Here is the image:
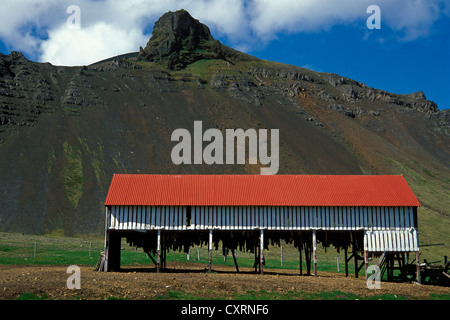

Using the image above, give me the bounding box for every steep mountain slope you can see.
[0,10,448,256]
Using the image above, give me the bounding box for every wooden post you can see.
[299,240,303,276]
[354,244,359,278]
[156,229,161,273]
[208,229,213,272]
[254,245,258,273]
[364,250,368,279]
[416,251,421,284]
[344,247,348,277]
[232,249,239,273]
[305,242,311,275]
[312,230,317,277]
[103,207,110,272]
[260,229,264,275]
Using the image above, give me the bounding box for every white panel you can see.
[154,206,160,229]
[362,207,367,229]
[165,206,171,229]
[200,206,205,229]
[162,206,167,229]
[130,206,134,229]
[404,207,411,228]
[145,207,150,230]
[172,206,177,230]
[205,206,211,229]
[175,206,180,229]
[407,227,413,251]
[217,207,222,229]
[131,206,135,229]
[225,206,229,229]
[368,207,373,229]
[350,207,355,230]
[270,206,275,230]
[311,207,316,228]
[342,207,347,229]
[364,231,368,251]
[279,207,284,230]
[301,207,306,230]
[110,206,116,229]
[399,207,405,229]
[121,206,126,229]
[389,207,394,229]
[158,206,163,228]
[326,207,331,229]
[119,206,124,230]
[394,207,399,230]
[214,206,218,229]
[121,206,126,230]
[136,206,141,230]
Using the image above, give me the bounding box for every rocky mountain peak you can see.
[138,9,224,70]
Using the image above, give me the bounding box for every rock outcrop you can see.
[138,10,225,70]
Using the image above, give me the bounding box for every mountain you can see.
[0,10,448,256]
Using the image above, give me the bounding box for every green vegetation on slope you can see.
[63,141,83,209]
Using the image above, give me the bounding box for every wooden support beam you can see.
[313,230,317,277]
[232,249,239,273]
[146,251,157,265]
[299,239,303,276]
[416,251,421,284]
[364,250,368,279]
[260,229,264,275]
[103,207,110,272]
[156,229,161,273]
[254,245,258,273]
[208,229,213,272]
[305,242,311,275]
[344,247,349,277]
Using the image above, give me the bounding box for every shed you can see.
[101,174,422,282]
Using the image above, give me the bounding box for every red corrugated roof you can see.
[104,174,420,207]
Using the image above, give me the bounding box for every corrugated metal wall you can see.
[107,205,418,252]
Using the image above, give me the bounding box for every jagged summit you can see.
[138,9,255,69]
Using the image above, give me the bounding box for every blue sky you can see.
[0,0,449,109]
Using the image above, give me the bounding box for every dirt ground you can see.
[0,262,449,300]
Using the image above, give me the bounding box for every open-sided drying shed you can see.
[100,174,422,282]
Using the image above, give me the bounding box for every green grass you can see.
[149,289,437,300]
[385,157,450,262]
[0,232,104,266]
[15,292,50,300]
[12,289,449,301]
[63,141,84,209]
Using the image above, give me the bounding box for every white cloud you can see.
[40,22,148,66]
[0,0,448,65]
[247,0,449,41]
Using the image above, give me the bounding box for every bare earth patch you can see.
[0,262,449,300]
